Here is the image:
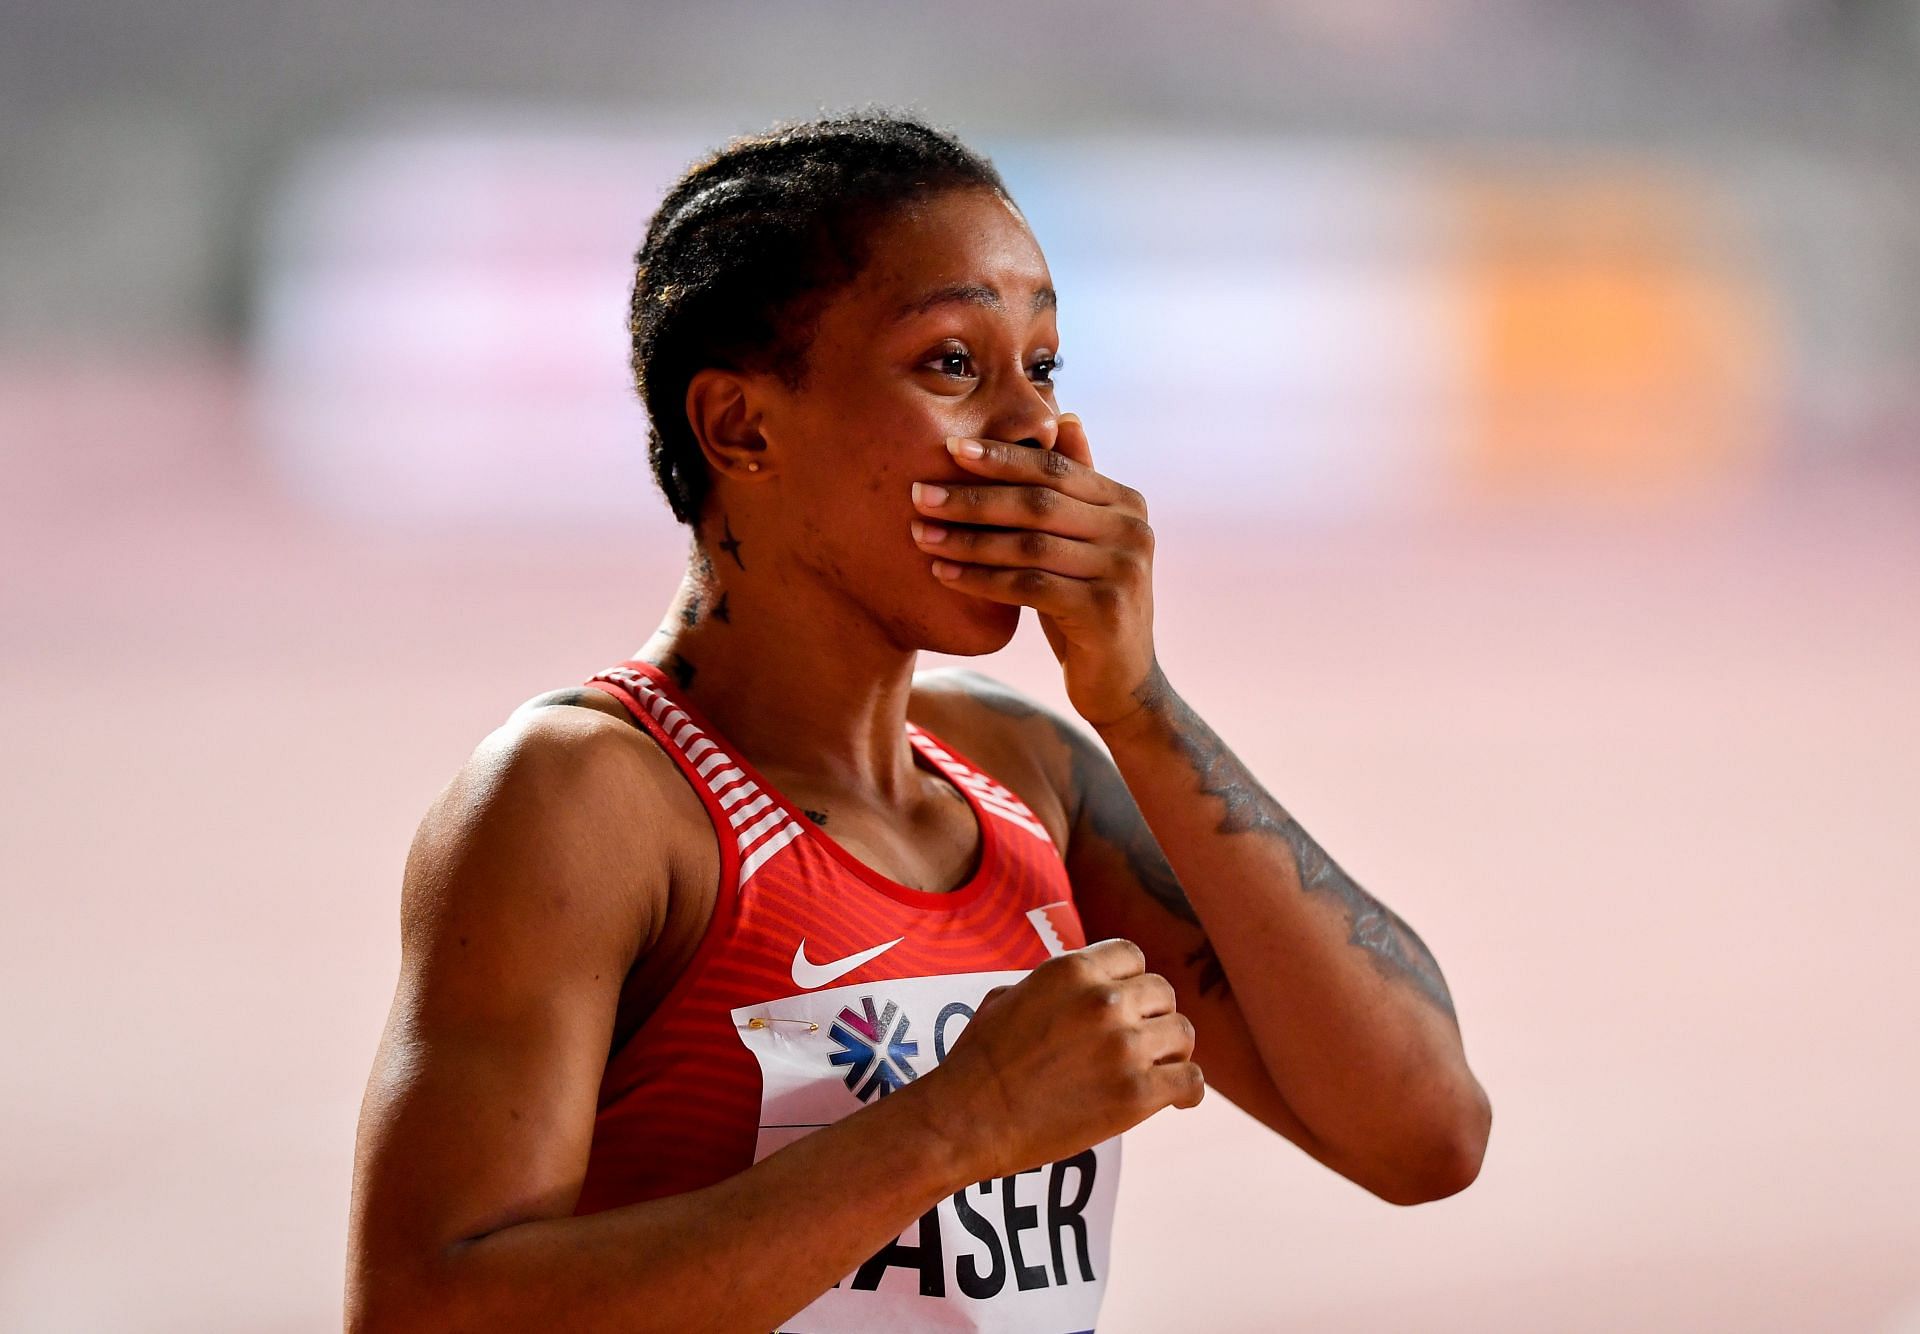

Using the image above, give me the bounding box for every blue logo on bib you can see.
[827,997,920,1100]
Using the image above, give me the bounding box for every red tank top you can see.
[572,659,1120,1333]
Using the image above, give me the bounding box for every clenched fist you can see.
[912,938,1204,1180]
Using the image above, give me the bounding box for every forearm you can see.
[361,1072,976,1334]
[1092,664,1489,1196]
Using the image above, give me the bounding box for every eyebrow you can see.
[892,281,1057,323]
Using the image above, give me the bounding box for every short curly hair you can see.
[629,107,1013,525]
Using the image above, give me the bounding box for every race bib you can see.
[732,970,1120,1334]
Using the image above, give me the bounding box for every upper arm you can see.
[347,704,669,1309]
[913,667,1339,1163]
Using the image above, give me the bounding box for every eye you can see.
[927,348,975,379]
[1030,354,1064,387]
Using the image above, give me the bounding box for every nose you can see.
[984,360,1059,453]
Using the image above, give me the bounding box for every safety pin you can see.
[744,1017,819,1032]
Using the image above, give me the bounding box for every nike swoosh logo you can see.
[791,936,905,990]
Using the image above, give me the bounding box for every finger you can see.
[944,429,1125,508]
[1053,412,1095,471]
[943,986,1007,1054]
[926,560,1094,616]
[1147,1060,1207,1110]
[1080,937,1147,980]
[1137,1010,1196,1064]
[1119,970,1178,1019]
[911,519,1110,578]
[912,480,1107,539]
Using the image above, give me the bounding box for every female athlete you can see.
[346,108,1491,1333]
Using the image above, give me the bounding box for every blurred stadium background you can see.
[2,2,1917,1330]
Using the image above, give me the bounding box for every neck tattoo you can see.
[718,517,745,571]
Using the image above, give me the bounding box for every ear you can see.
[685,368,773,480]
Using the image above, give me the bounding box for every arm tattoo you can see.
[1061,720,1230,998]
[520,687,646,733]
[949,670,1230,998]
[532,687,601,708]
[1132,665,1457,1020]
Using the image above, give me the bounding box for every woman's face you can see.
[752,186,1064,657]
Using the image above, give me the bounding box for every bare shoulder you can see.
[907,666,1103,851]
[399,688,703,991]
[438,685,687,851]
[510,684,640,727]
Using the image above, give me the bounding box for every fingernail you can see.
[931,559,962,580]
[1059,412,1081,425]
[912,482,948,507]
[946,436,985,459]
[911,519,947,544]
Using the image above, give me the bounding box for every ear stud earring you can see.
[746,461,762,472]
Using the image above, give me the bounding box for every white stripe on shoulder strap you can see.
[595,667,804,886]
[907,723,1056,843]
[740,821,804,881]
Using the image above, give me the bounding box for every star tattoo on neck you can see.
[718,518,745,571]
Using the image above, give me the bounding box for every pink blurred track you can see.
[2,359,1917,1331]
